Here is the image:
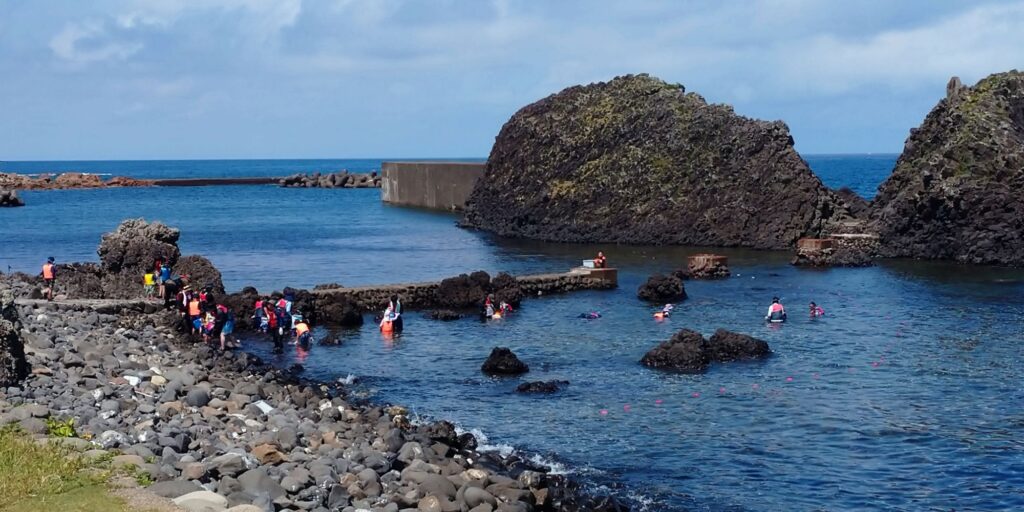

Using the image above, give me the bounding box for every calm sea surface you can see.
[4,155,1023,511]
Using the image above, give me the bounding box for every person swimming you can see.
[765,297,787,322]
[578,312,602,319]
[809,302,825,317]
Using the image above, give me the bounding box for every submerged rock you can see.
[428,309,463,321]
[872,72,1024,265]
[637,273,686,302]
[481,347,529,375]
[515,380,569,393]
[463,73,853,249]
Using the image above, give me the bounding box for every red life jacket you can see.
[770,303,784,313]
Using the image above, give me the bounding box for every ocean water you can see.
[4,155,1024,511]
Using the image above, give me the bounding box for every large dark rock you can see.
[318,295,364,327]
[463,74,853,249]
[637,273,686,302]
[54,219,223,299]
[434,271,491,309]
[639,329,709,372]
[481,347,529,375]
[173,255,225,295]
[872,72,1024,265]
[490,272,525,306]
[98,218,181,273]
[640,328,769,372]
[706,329,771,362]
[0,290,29,387]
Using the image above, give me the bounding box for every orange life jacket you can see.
[42,263,54,280]
[295,322,310,336]
[188,299,201,316]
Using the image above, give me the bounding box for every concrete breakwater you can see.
[381,162,484,211]
[311,268,618,314]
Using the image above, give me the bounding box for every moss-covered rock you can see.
[872,71,1024,265]
[463,74,852,249]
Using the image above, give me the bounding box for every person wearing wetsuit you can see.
[765,297,787,322]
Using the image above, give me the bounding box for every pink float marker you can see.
[691,392,700,398]
[719,387,726,394]
[599,409,608,416]
[812,373,820,379]
[752,383,760,390]
[654,399,663,405]
[785,376,794,382]
[623,404,631,412]
[871,361,880,367]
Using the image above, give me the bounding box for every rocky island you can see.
[871,71,1024,266]
[462,74,856,249]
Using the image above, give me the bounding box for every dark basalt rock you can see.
[515,380,569,393]
[706,329,771,362]
[641,328,770,372]
[490,272,525,307]
[0,291,29,387]
[481,347,529,375]
[872,72,1024,265]
[98,218,181,273]
[637,273,686,302]
[639,329,708,372]
[435,271,491,309]
[174,255,225,295]
[463,73,853,249]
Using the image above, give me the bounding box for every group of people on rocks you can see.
[174,283,237,351]
[252,293,311,353]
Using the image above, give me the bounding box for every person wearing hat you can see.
[765,296,787,323]
[41,257,56,301]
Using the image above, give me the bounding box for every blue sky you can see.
[2,0,1023,160]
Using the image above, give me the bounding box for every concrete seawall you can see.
[381,161,484,211]
[312,267,617,312]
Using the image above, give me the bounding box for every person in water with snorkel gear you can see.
[765,296,787,322]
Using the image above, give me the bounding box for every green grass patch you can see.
[0,426,127,512]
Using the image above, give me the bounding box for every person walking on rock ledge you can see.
[41,256,56,301]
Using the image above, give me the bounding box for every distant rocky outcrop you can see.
[515,380,569,393]
[279,171,381,189]
[872,72,1024,265]
[0,190,24,207]
[640,328,770,372]
[463,74,853,249]
[0,172,154,190]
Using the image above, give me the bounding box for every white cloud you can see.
[49,21,143,65]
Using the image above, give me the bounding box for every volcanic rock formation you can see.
[637,273,687,302]
[640,328,770,372]
[52,219,224,299]
[481,347,529,375]
[872,72,1024,265]
[463,74,852,249]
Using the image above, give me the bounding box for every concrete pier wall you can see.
[381,162,485,211]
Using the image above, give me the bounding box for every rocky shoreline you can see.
[0,276,627,512]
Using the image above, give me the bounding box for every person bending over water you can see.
[765,297,787,323]
[294,315,312,349]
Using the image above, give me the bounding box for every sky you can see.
[1,0,1023,160]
